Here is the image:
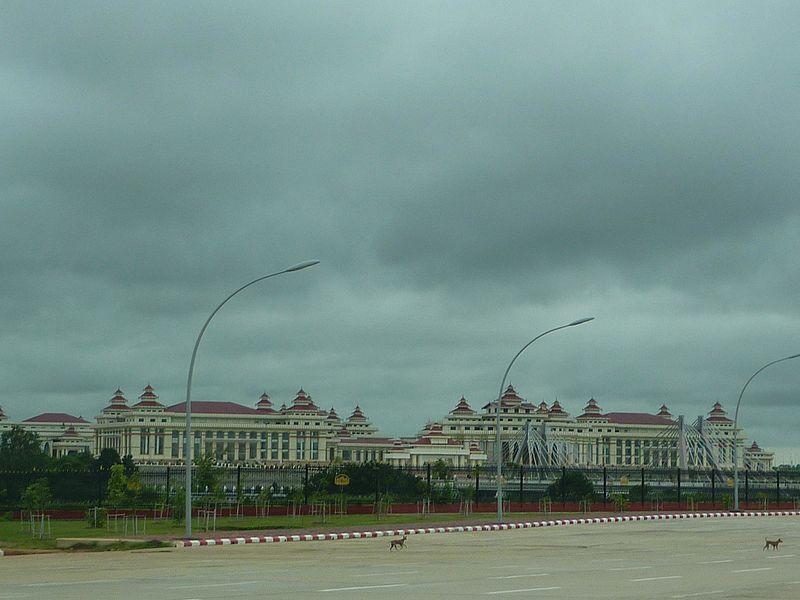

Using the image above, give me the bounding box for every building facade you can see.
[0,406,93,458]
[1,384,775,470]
[433,385,774,471]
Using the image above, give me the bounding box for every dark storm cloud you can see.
[1,2,799,460]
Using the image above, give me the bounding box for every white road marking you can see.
[629,575,683,582]
[319,584,407,592]
[731,567,772,573]
[168,581,261,590]
[486,587,561,595]
[26,579,120,587]
[353,571,419,577]
[591,558,627,563]
[671,590,725,598]
[699,559,733,564]
[491,574,550,579]
[766,554,796,559]
[608,566,653,571]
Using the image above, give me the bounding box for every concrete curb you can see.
[175,510,800,548]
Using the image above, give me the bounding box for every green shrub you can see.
[86,507,108,528]
[171,488,185,524]
[610,494,629,511]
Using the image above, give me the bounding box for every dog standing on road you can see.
[763,537,783,551]
[389,534,408,550]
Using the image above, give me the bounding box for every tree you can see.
[106,464,127,507]
[94,448,122,471]
[194,454,219,494]
[21,479,52,511]
[105,464,141,508]
[0,426,50,471]
[121,454,137,477]
[432,459,452,480]
[309,462,426,502]
[546,471,595,502]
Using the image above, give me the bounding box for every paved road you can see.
[1,515,798,599]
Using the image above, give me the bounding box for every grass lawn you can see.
[0,510,576,551]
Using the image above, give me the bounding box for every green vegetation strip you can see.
[1,512,578,551]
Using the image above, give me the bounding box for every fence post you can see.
[603,466,607,503]
[166,466,171,503]
[560,466,566,507]
[640,467,645,508]
[677,469,681,506]
[475,467,480,504]
[374,464,380,505]
[776,469,780,506]
[519,466,524,505]
[236,464,242,496]
[426,463,431,497]
[744,470,749,506]
[711,469,716,507]
[96,466,103,503]
[304,464,309,506]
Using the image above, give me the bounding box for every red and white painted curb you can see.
[176,510,800,548]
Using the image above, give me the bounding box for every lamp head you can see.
[568,317,595,327]
[284,260,320,272]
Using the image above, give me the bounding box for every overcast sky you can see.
[2,2,798,462]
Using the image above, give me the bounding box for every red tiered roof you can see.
[286,388,320,412]
[548,400,568,417]
[449,396,475,415]
[132,384,163,408]
[657,404,672,418]
[165,402,260,415]
[482,385,527,410]
[347,405,367,422]
[104,388,131,412]
[535,401,549,415]
[577,398,608,420]
[747,441,762,451]
[326,407,340,421]
[23,413,89,424]
[706,402,732,423]
[256,393,275,413]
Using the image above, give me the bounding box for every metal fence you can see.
[2,464,799,510]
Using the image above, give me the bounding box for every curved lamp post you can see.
[184,260,319,538]
[732,352,800,511]
[495,317,594,523]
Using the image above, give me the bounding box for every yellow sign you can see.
[726,477,734,487]
[334,474,350,486]
[620,475,629,486]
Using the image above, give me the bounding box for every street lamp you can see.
[495,317,594,523]
[183,260,319,538]
[732,352,800,511]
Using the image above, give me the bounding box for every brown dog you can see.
[389,534,407,550]
[763,537,783,551]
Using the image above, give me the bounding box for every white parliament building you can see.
[0,384,773,471]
